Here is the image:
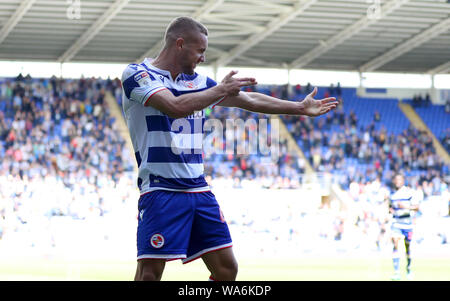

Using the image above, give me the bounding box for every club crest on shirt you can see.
[184,81,197,89]
[150,233,165,248]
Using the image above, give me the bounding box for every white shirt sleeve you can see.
[121,65,167,105]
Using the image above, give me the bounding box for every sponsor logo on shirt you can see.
[134,72,149,82]
[134,72,150,86]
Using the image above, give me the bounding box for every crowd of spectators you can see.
[0,74,136,243]
[282,105,447,190]
[1,74,135,179]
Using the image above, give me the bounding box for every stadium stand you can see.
[405,99,450,144]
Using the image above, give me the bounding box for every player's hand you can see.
[220,70,257,97]
[299,87,339,117]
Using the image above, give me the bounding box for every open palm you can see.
[300,87,339,117]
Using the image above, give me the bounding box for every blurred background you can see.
[0,0,449,280]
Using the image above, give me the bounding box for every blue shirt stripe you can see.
[145,115,204,134]
[135,151,142,167]
[122,72,141,99]
[168,86,210,97]
[147,147,203,164]
[206,77,217,88]
[149,174,208,190]
[178,73,199,81]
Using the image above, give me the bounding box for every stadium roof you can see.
[0,0,449,74]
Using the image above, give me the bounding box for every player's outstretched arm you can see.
[217,86,338,117]
[145,70,256,118]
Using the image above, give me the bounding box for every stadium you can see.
[0,0,449,282]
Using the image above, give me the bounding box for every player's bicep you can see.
[130,86,168,106]
[142,88,180,116]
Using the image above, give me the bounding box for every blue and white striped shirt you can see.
[389,185,418,229]
[121,58,222,194]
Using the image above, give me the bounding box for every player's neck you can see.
[151,50,181,81]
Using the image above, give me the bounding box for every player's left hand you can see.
[299,87,339,117]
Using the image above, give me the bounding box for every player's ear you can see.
[175,38,184,50]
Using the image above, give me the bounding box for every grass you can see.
[0,255,449,281]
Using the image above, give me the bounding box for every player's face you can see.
[394,175,404,189]
[179,33,207,75]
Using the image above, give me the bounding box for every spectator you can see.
[374,110,381,122]
[418,94,423,107]
[305,82,312,94]
[328,83,335,96]
[412,94,419,107]
[15,73,24,82]
[425,93,431,107]
[336,82,342,97]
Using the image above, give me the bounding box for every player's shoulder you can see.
[122,63,147,80]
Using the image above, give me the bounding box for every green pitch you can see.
[0,256,449,281]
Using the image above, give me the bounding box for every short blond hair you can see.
[164,16,208,45]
